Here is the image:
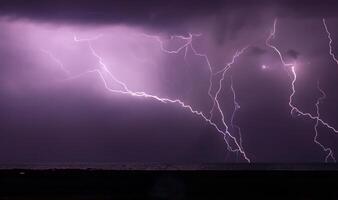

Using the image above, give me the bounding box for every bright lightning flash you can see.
[40,18,338,163]
[266,18,337,162]
[323,18,338,66]
[62,33,251,162]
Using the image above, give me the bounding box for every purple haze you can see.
[0,0,338,164]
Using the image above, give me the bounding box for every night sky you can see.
[0,0,338,164]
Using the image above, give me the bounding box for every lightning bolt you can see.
[142,33,195,57]
[141,33,250,156]
[73,34,104,42]
[266,18,338,161]
[230,76,243,150]
[142,33,215,119]
[60,34,251,162]
[323,18,338,65]
[314,81,336,162]
[41,49,71,76]
[211,47,247,118]
[265,19,294,77]
[209,47,247,153]
[39,18,338,163]
[144,33,249,149]
[289,65,338,135]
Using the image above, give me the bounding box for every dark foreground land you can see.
[0,164,338,199]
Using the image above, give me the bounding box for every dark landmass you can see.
[0,163,338,170]
[0,164,338,199]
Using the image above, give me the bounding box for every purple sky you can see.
[0,0,338,164]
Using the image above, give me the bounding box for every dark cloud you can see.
[0,0,338,28]
[286,49,300,59]
[250,46,268,56]
[0,0,224,27]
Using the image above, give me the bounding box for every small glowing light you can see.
[261,65,267,69]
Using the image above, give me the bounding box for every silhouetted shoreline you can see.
[0,163,337,170]
[1,167,338,199]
